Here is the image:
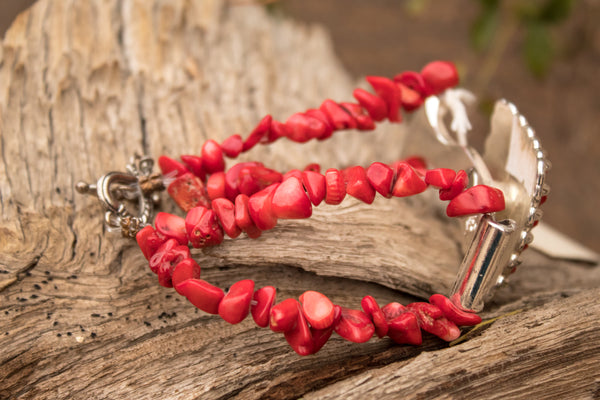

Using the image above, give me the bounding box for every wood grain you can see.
[0,1,598,399]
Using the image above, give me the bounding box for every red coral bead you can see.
[425,168,456,189]
[238,165,283,196]
[430,318,461,341]
[270,298,299,333]
[149,239,191,288]
[421,61,459,95]
[167,172,211,212]
[407,302,460,342]
[284,302,314,356]
[267,120,287,143]
[391,162,428,197]
[172,258,201,295]
[340,102,375,131]
[439,169,468,201]
[180,155,206,181]
[382,302,408,322]
[387,312,422,345]
[325,168,346,205]
[136,225,166,260]
[359,296,379,316]
[344,165,376,204]
[311,305,342,353]
[393,71,429,97]
[302,170,326,206]
[360,296,388,338]
[185,206,224,248]
[225,161,262,200]
[299,290,335,330]
[201,139,225,174]
[248,165,284,187]
[396,82,424,112]
[251,286,276,328]
[221,134,244,158]
[403,156,428,176]
[177,278,224,315]
[271,177,312,219]
[234,194,261,239]
[319,99,357,130]
[285,113,327,142]
[243,115,272,151]
[154,212,188,245]
[218,279,255,324]
[206,171,226,201]
[366,76,402,122]
[446,185,505,217]
[361,295,388,338]
[335,307,375,343]
[429,294,482,326]
[158,155,189,177]
[366,162,394,198]
[305,109,334,140]
[353,88,388,122]
[148,238,175,273]
[282,169,303,181]
[303,163,321,173]
[407,302,443,319]
[248,183,279,230]
[212,198,242,239]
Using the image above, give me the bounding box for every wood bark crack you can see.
[0,254,41,292]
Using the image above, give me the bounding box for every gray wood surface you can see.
[1,1,598,399]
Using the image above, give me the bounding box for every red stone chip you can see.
[344,166,376,204]
[185,206,224,248]
[324,168,346,205]
[248,184,279,230]
[172,258,201,295]
[391,162,428,197]
[366,162,394,198]
[446,185,505,217]
[218,279,255,325]
[136,225,166,261]
[158,155,189,177]
[251,286,276,328]
[177,278,224,315]
[299,290,335,330]
[387,312,422,345]
[334,307,375,343]
[201,139,225,173]
[270,298,300,333]
[154,212,187,245]
[271,177,312,219]
[284,302,314,356]
[302,171,326,206]
[429,294,482,326]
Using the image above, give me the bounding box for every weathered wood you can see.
[306,288,600,400]
[0,1,598,399]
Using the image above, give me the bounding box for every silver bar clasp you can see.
[450,214,516,312]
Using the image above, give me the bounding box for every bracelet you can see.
[77,61,549,356]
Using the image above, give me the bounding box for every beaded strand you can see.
[136,61,498,355]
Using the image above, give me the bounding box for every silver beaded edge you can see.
[495,100,551,287]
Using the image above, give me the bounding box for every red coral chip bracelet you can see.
[77,61,550,356]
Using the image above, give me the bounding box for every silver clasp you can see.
[402,94,549,312]
[451,215,516,311]
[76,155,163,237]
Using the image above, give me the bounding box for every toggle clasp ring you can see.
[76,155,163,238]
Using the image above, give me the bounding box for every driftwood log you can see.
[0,1,599,399]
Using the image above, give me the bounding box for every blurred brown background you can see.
[2,0,598,252]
